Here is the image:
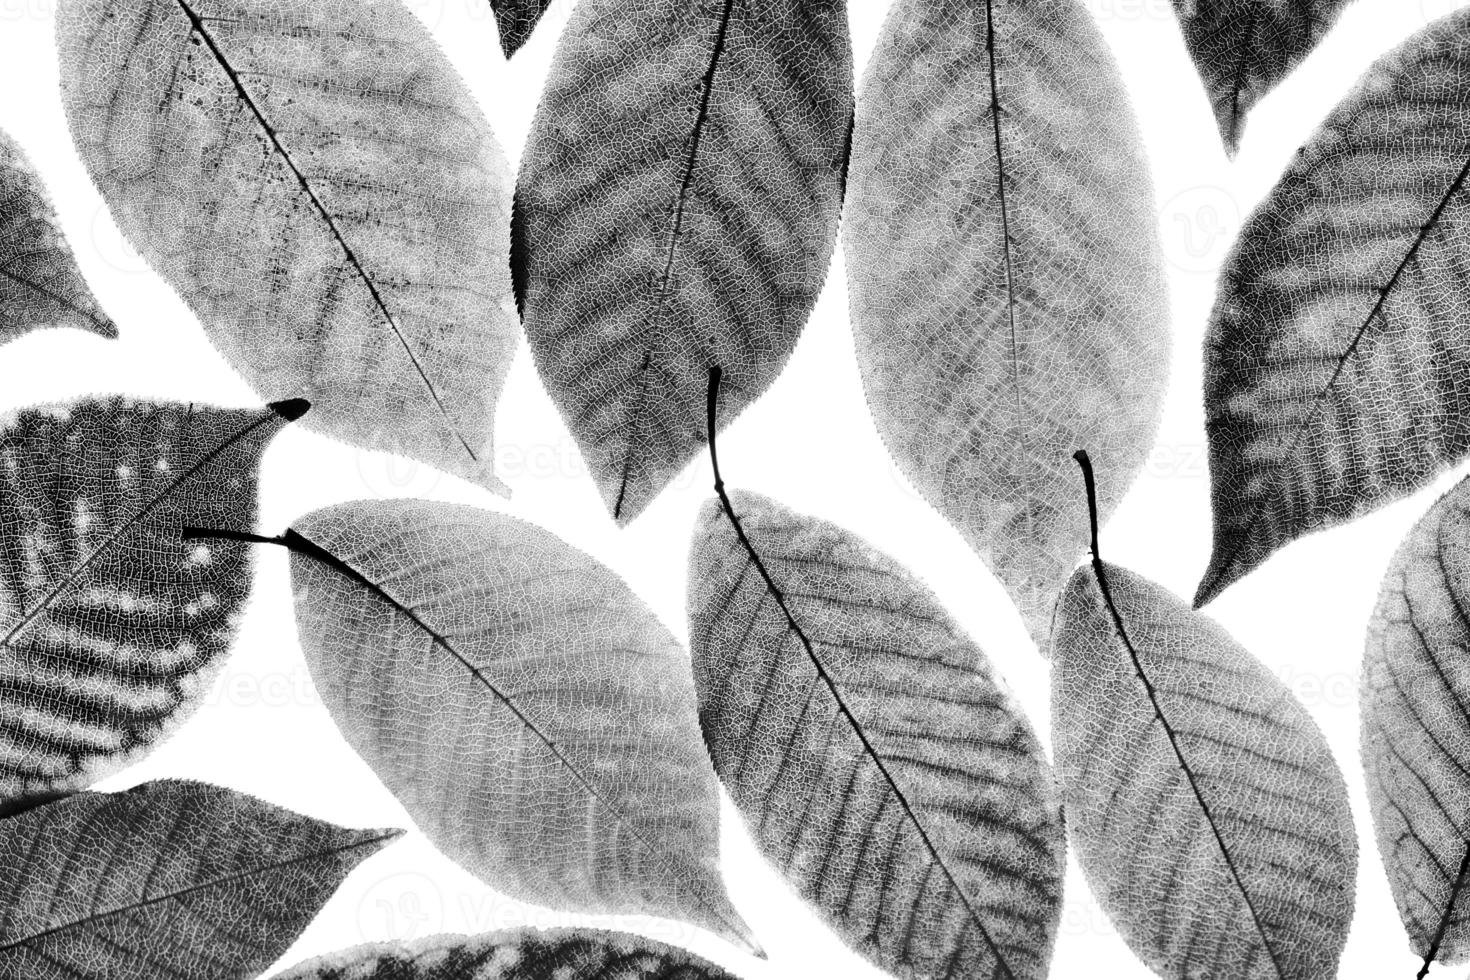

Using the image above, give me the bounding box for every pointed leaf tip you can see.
[268,397,311,423]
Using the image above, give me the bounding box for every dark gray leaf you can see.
[0,127,114,346]
[514,0,853,524]
[273,928,739,979]
[491,0,555,58]
[1362,476,1470,973]
[287,499,758,954]
[0,778,399,980]
[843,0,1168,648]
[0,397,301,815]
[1197,8,1470,606]
[58,0,518,494]
[688,490,1065,980]
[1054,562,1356,979]
[1173,0,1353,154]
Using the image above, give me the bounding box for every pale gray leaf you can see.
[491,0,554,58]
[1197,8,1470,606]
[0,128,114,347]
[513,0,853,524]
[1362,476,1470,972]
[688,490,1065,980]
[843,0,1168,648]
[1053,562,1356,979]
[287,499,757,954]
[0,397,301,816]
[1173,0,1353,154]
[0,778,399,980]
[273,928,739,979]
[57,0,518,494]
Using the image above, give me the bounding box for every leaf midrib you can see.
[982,0,1028,508]
[610,0,736,521]
[1087,561,1289,979]
[709,491,1022,980]
[169,0,479,464]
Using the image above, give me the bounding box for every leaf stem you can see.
[180,526,399,607]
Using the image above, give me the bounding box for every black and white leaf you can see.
[0,126,114,347]
[688,489,1065,980]
[0,778,400,979]
[1172,0,1353,154]
[0,397,301,816]
[273,928,739,979]
[285,499,758,954]
[1362,475,1470,975]
[843,0,1168,648]
[513,0,854,524]
[1054,540,1356,978]
[491,0,555,58]
[1197,7,1470,606]
[58,0,518,494]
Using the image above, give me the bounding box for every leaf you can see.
[491,0,554,58]
[687,489,1065,980]
[512,0,854,524]
[0,778,400,979]
[0,126,115,346]
[285,499,758,954]
[272,928,740,979]
[0,396,302,816]
[57,0,518,494]
[1173,0,1353,155]
[1196,8,1470,606]
[1053,559,1357,979]
[1361,475,1470,974]
[843,0,1169,649]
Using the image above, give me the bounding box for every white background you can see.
[0,0,1463,976]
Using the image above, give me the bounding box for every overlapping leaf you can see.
[843,0,1168,647]
[688,490,1065,980]
[1362,475,1470,974]
[286,499,757,953]
[0,397,300,815]
[0,779,398,978]
[57,0,518,494]
[490,0,554,58]
[1197,8,1470,605]
[0,126,114,347]
[513,0,854,523]
[1173,0,1353,154]
[273,928,739,979]
[1054,561,1356,978]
